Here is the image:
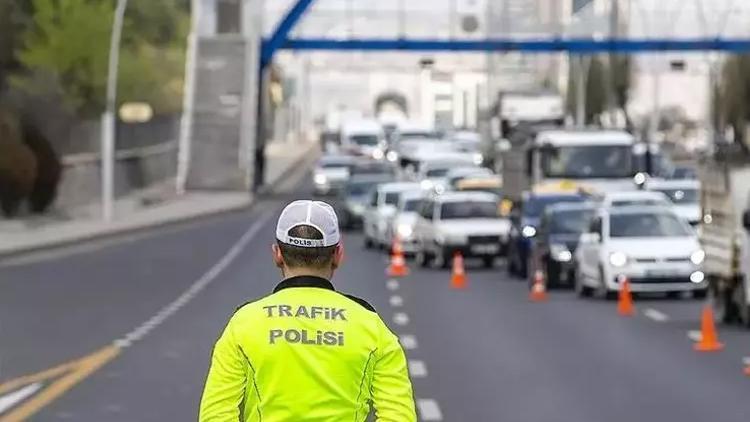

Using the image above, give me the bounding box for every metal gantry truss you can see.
[260,0,750,68]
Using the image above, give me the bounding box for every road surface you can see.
[1,175,750,421]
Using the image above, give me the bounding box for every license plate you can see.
[471,244,499,255]
[645,269,676,277]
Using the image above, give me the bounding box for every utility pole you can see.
[101,0,129,222]
[176,0,202,195]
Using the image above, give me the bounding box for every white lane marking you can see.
[389,295,404,307]
[393,312,410,326]
[408,360,428,377]
[386,280,399,291]
[0,382,42,414]
[113,211,273,348]
[643,308,669,322]
[417,399,443,421]
[687,330,702,342]
[400,335,418,350]
[742,356,750,366]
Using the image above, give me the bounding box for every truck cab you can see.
[502,128,637,204]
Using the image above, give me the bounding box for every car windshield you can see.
[402,199,421,212]
[525,196,583,218]
[633,152,674,177]
[425,168,450,178]
[543,145,633,178]
[672,167,697,179]
[346,182,378,196]
[549,210,594,234]
[350,134,380,146]
[440,201,498,219]
[384,192,400,205]
[400,132,436,140]
[320,160,351,169]
[609,212,692,237]
[610,199,666,207]
[654,188,699,204]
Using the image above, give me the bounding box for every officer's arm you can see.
[199,318,246,421]
[371,323,417,421]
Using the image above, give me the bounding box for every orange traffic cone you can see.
[693,305,724,352]
[450,252,467,289]
[387,237,409,277]
[617,276,635,316]
[529,270,548,302]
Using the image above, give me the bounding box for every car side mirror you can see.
[743,210,750,231]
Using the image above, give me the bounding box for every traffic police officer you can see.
[199,200,417,421]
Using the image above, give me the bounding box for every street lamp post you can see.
[101,0,129,222]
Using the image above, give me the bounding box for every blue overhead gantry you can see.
[259,0,750,69]
[252,0,750,189]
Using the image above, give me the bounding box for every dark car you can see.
[336,174,394,230]
[532,202,596,288]
[506,192,586,278]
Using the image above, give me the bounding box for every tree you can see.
[717,55,750,148]
[12,0,189,117]
[0,1,32,92]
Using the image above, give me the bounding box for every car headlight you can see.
[609,251,628,267]
[397,224,413,239]
[521,225,536,238]
[473,153,483,165]
[314,174,327,185]
[386,150,398,162]
[550,243,572,262]
[690,249,705,265]
[372,149,385,160]
[421,180,434,190]
[690,271,705,283]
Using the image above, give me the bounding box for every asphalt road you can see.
[2,176,750,421]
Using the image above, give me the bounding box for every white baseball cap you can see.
[276,200,341,248]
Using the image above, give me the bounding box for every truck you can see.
[481,90,565,171]
[700,144,750,326]
[501,127,638,204]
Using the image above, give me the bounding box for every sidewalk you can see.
[0,139,319,257]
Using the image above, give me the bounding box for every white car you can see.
[383,190,425,254]
[363,182,421,248]
[574,206,707,298]
[413,192,511,268]
[312,155,354,196]
[341,119,386,159]
[594,190,671,209]
[647,179,700,225]
[414,155,480,191]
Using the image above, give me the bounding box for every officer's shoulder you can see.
[232,296,270,316]
[339,292,377,313]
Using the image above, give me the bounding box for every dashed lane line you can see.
[400,335,418,350]
[114,211,272,348]
[643,308,669,322]
[408,360,428,378]
[393,312,410,326]
[417,399,443,421]
[386,279,399,291]
[389,295,404,307]
[0,211,273,420]
[687,330,702,342]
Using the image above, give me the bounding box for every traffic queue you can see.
[312,117,705,303]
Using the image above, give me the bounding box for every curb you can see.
[0,143,319,260]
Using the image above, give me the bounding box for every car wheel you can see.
[711,279,739,324]
[574,268,594,298]
[364,236,373,249]
[434,248,451,269]
[416,248,433,268]
[482,257,495,269]
[545,261,559,289]
[733,280,750,328]
[599,267,616,300]
[518,256,529,279]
